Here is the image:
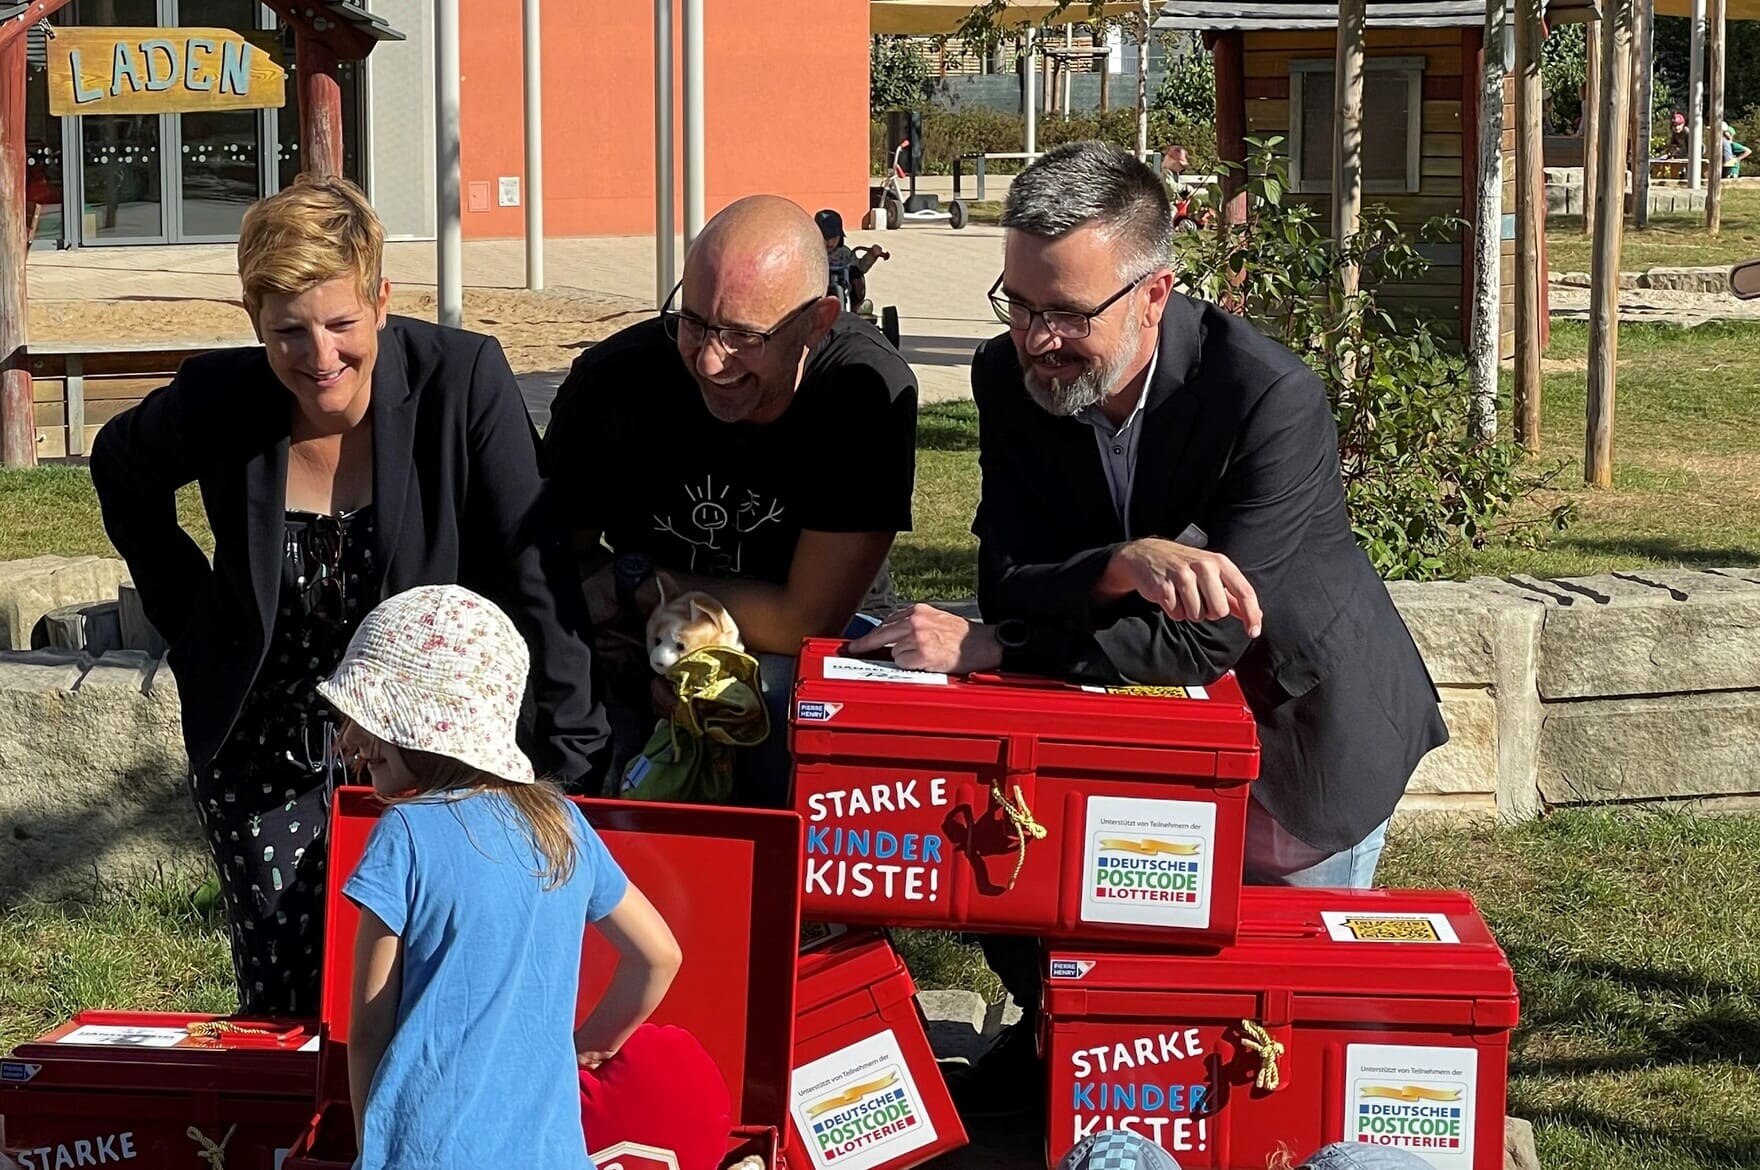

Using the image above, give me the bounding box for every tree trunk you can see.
[1588,0,1633,489]
[1515,0,1544,451]
[1332,0,1366,295]
[1469,0,1506,442]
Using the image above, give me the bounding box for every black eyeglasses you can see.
[661,281,825,357]
[988,273,1148,339]
[303,515,349,619]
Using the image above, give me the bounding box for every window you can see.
[1288,56,1424,195]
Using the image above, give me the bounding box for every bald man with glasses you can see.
[542,195,918,806]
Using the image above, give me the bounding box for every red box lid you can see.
[6,1011,317,1096]
[795,929,914,1020]
[1047,888,1518,1012]
[792,639,1259,778]
[320,787,802,1134]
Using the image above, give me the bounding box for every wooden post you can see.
[296,32,344,178]
[1708,0,1726,234]
[1514,0,1543,451]
[1588,0,1633,489]
[1468,5,1504,442]
[1213,31,1247,224]
[0,33,30,469]
[1583,15,1600,232]
[1333,0,1365,294]
[1631,0,1653,227]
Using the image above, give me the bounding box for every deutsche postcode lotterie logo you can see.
[1090,836,1204,906]
[807,1068,920,1161]
[1353,1083,1468,1153]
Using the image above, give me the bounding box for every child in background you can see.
[320,584,681,1170]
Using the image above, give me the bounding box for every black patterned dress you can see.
[192,506,380,1017]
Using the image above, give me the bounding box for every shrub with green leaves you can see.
[871,36,932,114]
[1171,140,1570,580]
[1154,45,1215,124]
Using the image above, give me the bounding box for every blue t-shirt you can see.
[343,792,629,1170]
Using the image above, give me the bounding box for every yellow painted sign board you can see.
[46,27,285,117]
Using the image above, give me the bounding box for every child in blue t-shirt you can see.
[316,584,682,1170]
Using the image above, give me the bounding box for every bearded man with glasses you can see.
[542,194,917,807]
[850,142,1447,1115]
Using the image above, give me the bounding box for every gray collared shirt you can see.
[1077,345,1158,537]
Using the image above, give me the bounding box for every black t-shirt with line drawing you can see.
[541,313,918,586]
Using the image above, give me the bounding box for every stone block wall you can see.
[1394,568,1760,817]
[2,557,1758,900]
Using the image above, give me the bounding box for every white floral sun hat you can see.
[317,583,535,785]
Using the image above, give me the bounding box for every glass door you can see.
[175,0,265,240]
[75,0,167,244]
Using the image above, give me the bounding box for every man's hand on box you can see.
[847,604,1005,674]
[1102,538,1263,638]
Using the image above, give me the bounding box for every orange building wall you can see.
[456,0,870,238]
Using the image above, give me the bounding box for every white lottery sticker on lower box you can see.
[1079,796,1215,930]
[791,1029,938,1170]
[1322,910,1461,944]
[1345,1044,1478,1170]
[58,1023,189,1048]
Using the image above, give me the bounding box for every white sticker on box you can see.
[58,1024,188,1048]
[1322,911,1461,944]
[299,1035,321,1052]
[1344,1044,1478,1170]
[821,657,950,686]
[1079,796,1215,930]
[790,1029,938,1170]
[1080,684,1209,700]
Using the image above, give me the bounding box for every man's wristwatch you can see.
[613,552,653,614]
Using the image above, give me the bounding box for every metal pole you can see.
[523,0,544,290]
[1690,0,1706,190]
[1024,27,1037,156]
[683,0,704,249]
[654,0,675,307]
[436,0,462,328]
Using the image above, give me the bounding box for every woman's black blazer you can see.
[91,315,610,787]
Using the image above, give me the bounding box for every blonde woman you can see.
[91,175,608,1017]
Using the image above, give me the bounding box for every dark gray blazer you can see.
[91,316,610,788]
[972,294,1447,851]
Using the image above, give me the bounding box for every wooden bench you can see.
[29,339,252,459]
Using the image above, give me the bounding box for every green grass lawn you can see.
[1545,185,1760,273]
[5,810,1755,1169]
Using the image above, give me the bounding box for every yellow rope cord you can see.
[990,782,1047,890]
[186,1021,279,1038]
[186,1125,235,1170]
[1240,1019,1285,1092]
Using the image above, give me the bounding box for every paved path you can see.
[26,222,1007,406]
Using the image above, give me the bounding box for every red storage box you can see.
[283,788,804,1170]
[790,639,1259,947]
[786,930,965,1170]
[1042,889,1519,1170]
[0,1011,316,1170]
